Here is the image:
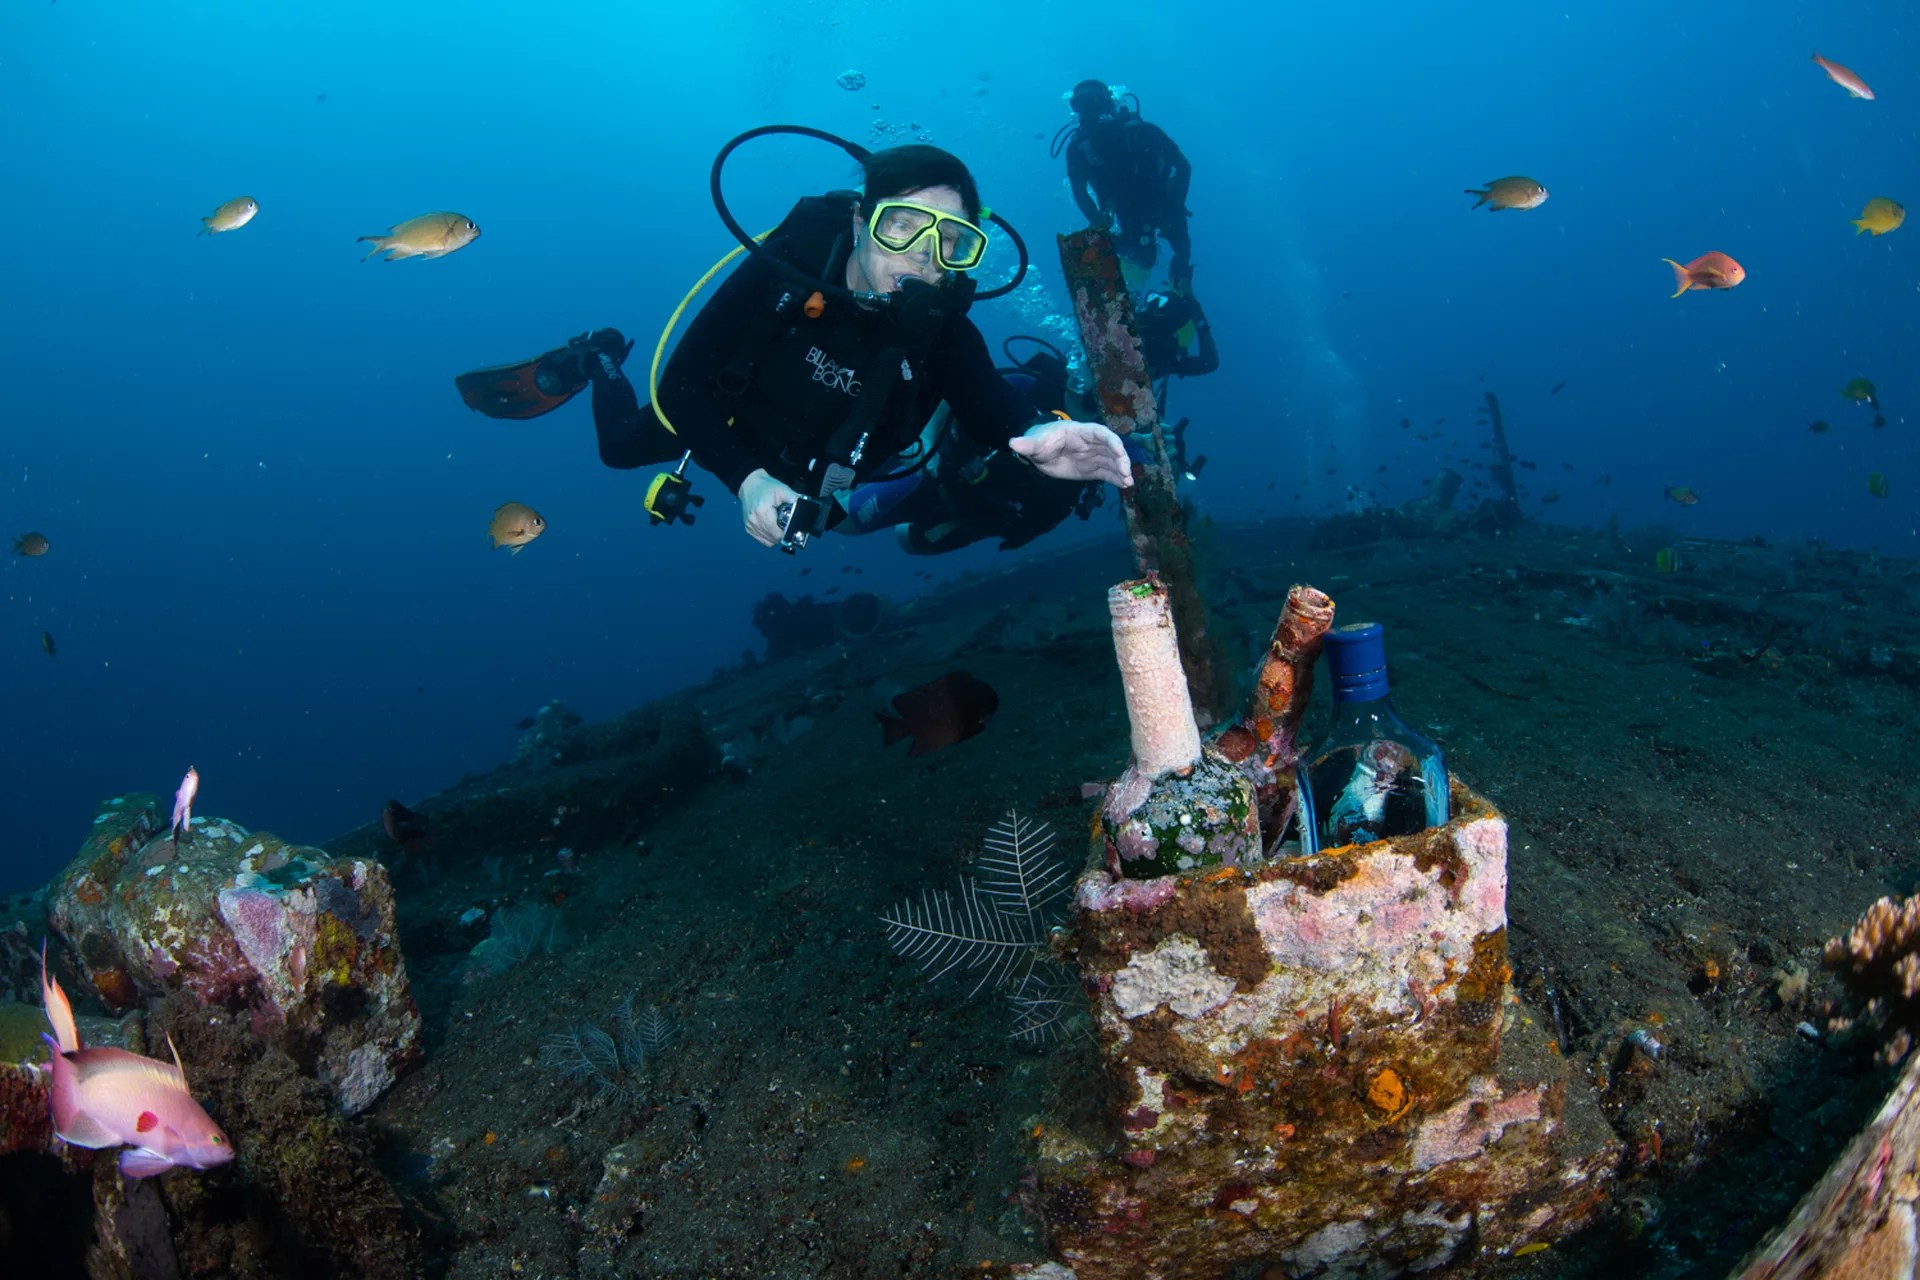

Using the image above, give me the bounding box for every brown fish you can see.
[358,212,481,262]
[488,502,546,553]
[381,800,429,850]
[875,671,999,756]
[41,630,56,659]
[1661,252,1745,297]
[1465,177,1548,212]
[11,532,49,557]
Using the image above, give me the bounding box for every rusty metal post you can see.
[1058,228,1228,723]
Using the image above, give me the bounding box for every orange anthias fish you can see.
[1661,252,1745,297]
[40,945,234,1178]
[875,671,1000,757]
[1811,53,1874,101]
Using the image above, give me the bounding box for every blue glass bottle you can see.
[1298,623,1449,855]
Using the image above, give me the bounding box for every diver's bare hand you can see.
[738,469,800,548]
[1009,420,1133,490]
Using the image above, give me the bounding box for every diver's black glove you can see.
[538,328,633,393]
[573,327,634,379]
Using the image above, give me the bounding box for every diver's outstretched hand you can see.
[1010,420,1133,490]
[738,469,801,548]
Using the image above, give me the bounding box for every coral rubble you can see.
[45,794,420,1114]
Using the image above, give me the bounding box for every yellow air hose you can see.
[648,229,775,435]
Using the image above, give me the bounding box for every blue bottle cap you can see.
[1324,621,1389,701]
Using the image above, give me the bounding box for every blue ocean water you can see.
[3,0,1914,891]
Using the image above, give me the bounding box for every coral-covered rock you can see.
[45,795,420,1114]
[0,918,41,1004]
[1825,892,1920,1062]
[1041,781,1619,1278]
[142,991,427,1280]
[0,1060,51,1158]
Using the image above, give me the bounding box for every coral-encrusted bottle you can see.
[1298,622,1448,855]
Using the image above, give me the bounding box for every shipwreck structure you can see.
[1058,228,1227,724]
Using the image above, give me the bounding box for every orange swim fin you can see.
[454,348,587,420]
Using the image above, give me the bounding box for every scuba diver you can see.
[834,336,1096,555]
[456,138,1130,552]
[1135,286,1217,478]
[1138,287,1217,391]
[1054,80,1193,288]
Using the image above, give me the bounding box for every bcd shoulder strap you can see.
[714,192,858,398]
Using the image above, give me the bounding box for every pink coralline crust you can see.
[1410,1080,1543,1171]
[1458,817,1510,917]
[1077,872,1179,916]
[1248,820,1507,976]
[1103,765,1154,824]
[1114,820,1162,866]
[1121,1107,1160,1132]
[218,886,296,1003]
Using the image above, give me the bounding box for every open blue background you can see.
[3,0,1914,889]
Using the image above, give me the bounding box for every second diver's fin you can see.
[455,347,589,420]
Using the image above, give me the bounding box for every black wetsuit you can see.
[1066,114,1193,283]
[1139,297,1219,383]
[1137,294,1217,472]
[589,193,1044,517]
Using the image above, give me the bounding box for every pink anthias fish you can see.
[39,945,234,1178]
[170,765,199,847]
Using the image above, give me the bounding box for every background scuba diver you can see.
[1056,79,1193,288]
[1137,285,1218,476]
[457,144,1129,550]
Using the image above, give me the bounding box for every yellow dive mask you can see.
[866,201,989,272]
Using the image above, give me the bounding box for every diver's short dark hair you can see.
[859,145,982,222]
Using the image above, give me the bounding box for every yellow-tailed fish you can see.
[1663,486,1699,507]
[358,212,481,262]
[1842,377,1879,409]
[1655,548,1679,573]
[1853,198,1905,236]
[1869,473,1890,499]
[199,196,258,235]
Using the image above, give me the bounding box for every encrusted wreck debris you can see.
[1098,579,1256,880]
[1032,577,1620,1278]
